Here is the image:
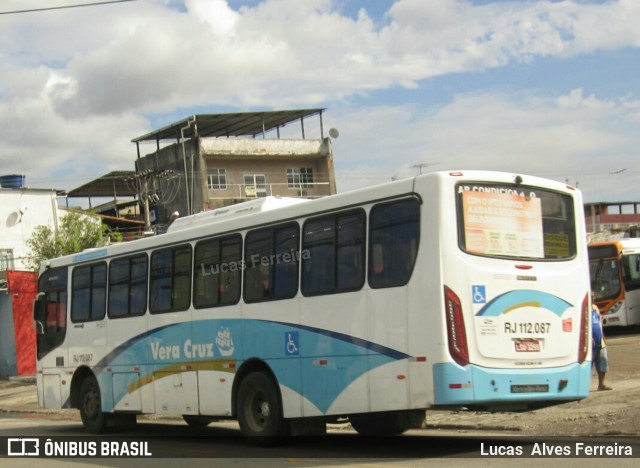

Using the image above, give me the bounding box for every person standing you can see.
[592,292,612,391]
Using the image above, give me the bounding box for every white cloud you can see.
[331,87,640,202]
[1,0,640,200]
[186,0,239,35]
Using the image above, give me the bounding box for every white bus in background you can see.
[589,238,640,328]
[34,171,591,444]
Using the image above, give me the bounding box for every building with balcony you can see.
[132,109,337,231]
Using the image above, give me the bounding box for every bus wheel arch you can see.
[232,359,290,444]
[70,366,95,409]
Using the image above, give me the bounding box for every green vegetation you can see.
[25,211,122,271]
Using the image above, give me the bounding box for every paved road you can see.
[1,414,638,466]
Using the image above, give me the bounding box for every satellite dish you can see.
[5,211,20,227]
[329,128,339,139]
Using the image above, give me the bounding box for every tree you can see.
[25,211,122,271]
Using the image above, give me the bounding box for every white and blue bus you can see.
[34,171,592,442]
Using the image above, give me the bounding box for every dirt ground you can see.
[424,329,640,436]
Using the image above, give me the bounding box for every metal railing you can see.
[207,182,332,200]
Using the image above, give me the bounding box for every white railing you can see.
[207,182,332,200]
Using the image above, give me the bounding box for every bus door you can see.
[67,263,108,400]
[147,244,198,415]
[106,254,149,413]
[34,267,68,408]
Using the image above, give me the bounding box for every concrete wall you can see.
[0,189,60,271]
[200,137,328,156]
[136,136,337,220]
[135,139,204,224]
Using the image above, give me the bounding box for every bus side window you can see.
[150,245,192,313]
[371,244,384,274]
[623,254,640,291]
[244,224,299,303]
[336,212,365,291]
[71,263,107,322]
[302,217,335,295]
[193,234,242,308]
[368,198,420,289]
[301,210,365,296]
[109,254,148,318]
[46,300,66,331]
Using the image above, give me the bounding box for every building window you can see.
[287,168,314,189]
[0,249,14,271]
[244,174,267,198]
[208,168,227,190]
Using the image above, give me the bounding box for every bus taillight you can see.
[444,286,469,366]
[578,293,589,364]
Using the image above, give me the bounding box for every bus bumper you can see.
[432,362,591,408]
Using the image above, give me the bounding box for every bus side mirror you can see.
[33,293,46,335]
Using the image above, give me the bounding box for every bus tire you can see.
[350,411,410,436]
[79,377,107,434]
[237,372,289,444]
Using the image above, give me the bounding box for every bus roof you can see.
[167,196,310,233]
[589,238,640,254]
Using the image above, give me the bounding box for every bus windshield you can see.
[590,258,622,301]
[457,183,577,260]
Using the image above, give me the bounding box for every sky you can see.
[1,0,640,203]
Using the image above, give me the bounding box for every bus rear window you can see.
[457,183,577,260]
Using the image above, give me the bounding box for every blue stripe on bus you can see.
[475,290,573,317]
[94,319,408,414]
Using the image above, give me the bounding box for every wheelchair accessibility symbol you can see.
[472,285,486,304]
[285,332,299,356]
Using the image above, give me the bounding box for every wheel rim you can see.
[245,388,270,432]
[83,387,100,421]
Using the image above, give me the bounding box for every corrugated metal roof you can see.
[66,171,138,198]
[131,109,325,143]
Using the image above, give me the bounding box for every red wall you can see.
[6,271,37,375]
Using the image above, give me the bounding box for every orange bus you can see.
[589,238,640,328]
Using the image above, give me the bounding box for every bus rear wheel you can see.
[237,372,289,444]
[79,377,107,434]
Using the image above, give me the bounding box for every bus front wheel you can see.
[79,377,107,434]
[237,372,289,444]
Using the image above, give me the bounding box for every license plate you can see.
[511,384,549,393]
[515,339,541,352]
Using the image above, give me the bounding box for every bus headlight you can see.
[607,301,624,315]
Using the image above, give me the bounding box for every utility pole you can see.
[411,163,432,175]
[129,169,176,235]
